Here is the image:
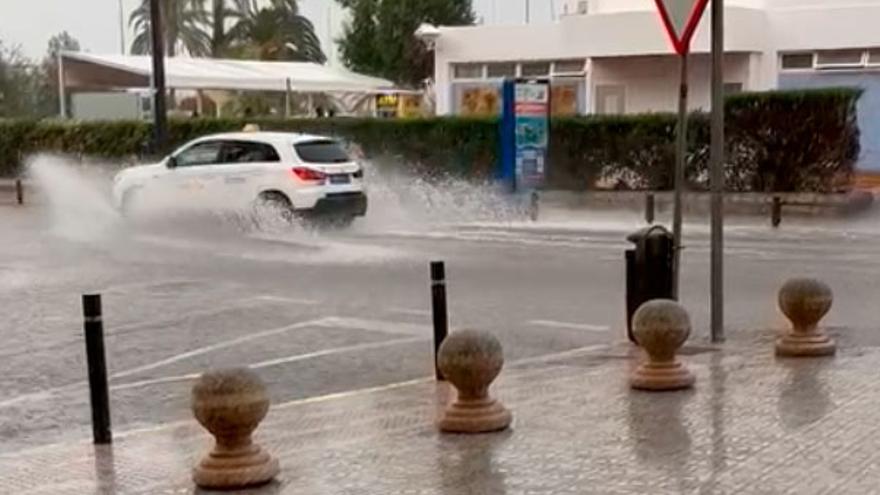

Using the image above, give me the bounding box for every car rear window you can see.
[294,140,350,164]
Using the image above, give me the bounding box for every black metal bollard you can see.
[645,193,655,224]
[430,261,449,381]
[771,196,782,228]
[15,179,23,205]
[529,191,539,222]
[83,294,112,444]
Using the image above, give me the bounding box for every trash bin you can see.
[625,225,675,343]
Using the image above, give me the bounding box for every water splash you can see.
[26,155,122,242]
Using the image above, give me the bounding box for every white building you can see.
[430,0,880,166]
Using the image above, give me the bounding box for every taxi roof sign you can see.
[653,0,710,55]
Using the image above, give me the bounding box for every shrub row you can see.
[0,88,860,192]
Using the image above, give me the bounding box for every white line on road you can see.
[114,342,612,438]
[110,318,330,379]
[317,316,426,336]
[388,308,431,317]
[510,344,608,366]
[528,320,610,332]
[0,318,332,409]
[110,337,427,392]
[247,295,320,306]
[2,341,614,452]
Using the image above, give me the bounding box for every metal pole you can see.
[149,0,168,152]
[15,179,23,205]
[672,52,688,300]
[83,294,112,445]
[771,196,782,228]
[285,78,292,118]
[710,0,726,342]
[430,261,449,380]
[529,191,539,221]
[645,192,655,224]
[525,0,530,23]
[57,51,66,118]
[118,0,126,54]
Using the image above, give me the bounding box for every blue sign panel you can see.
[499,79,550,192]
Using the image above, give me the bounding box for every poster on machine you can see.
[514,81,549,188]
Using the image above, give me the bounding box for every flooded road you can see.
[2,156,880,454]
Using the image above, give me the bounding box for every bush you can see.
[0,88,861,192]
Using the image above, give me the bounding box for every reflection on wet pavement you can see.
[5,337,880,494]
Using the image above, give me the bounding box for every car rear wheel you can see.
[254,191,294,224]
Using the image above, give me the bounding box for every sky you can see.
[0,0,555,63]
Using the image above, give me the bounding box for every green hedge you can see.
[0,87,861,192]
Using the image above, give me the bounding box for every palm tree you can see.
[226,0,326,63]
[130,0,211,57]
[210,0,251,57]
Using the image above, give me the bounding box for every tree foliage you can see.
[210,0,252,56]
[0,42,39,118]
[337,0,475,86]
[226,0,326,63]
[130,0,212,56]
[0,32,81,119]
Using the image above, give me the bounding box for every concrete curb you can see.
[539,190,875,217]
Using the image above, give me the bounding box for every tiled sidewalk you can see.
[4,331,880,494]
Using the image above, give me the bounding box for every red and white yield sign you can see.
[653,0,710,55]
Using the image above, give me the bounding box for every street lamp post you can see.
[149,0,168,153]
[710,0,725,342]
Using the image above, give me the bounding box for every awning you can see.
[60,52,395,93]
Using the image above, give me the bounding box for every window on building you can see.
[816,49,864,68]
[521,62,551,77]
[780,53,814,70]
[868,49,880,66]
[551,80,584,116]
[453,83,502,116]
[553,59,586,75]
[486,62,517,78]
[453,63,484,79]
[723,83,743,95]
[577,0,589,14]
[595,85,625,115]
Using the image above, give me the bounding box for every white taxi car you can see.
[112,130,367,223]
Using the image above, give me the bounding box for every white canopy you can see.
[60,52,395,93]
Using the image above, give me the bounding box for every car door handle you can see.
[224,177,246,184]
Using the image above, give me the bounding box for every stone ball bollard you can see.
[191,368,280,490]
[630,299,695,391]
[437,329,512,433]
[776,278,835,357]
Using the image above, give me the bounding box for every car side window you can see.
[221,141,281,164]
[175,141,223,167]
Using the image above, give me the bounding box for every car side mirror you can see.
[166,156,178,169]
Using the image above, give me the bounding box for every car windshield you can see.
[294,140,350,164]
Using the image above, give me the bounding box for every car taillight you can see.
[291,167,326,182]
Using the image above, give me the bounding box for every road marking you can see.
[388,308,431,317]
[110,318,330,379]
[100,278,205,294]
[109,297,297,335]
[510,344,608,366]
[318,316,426,336]
[528,319,610,332]
[247,295,320,306]
[110,337,426,392]
[114,343,613,438]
